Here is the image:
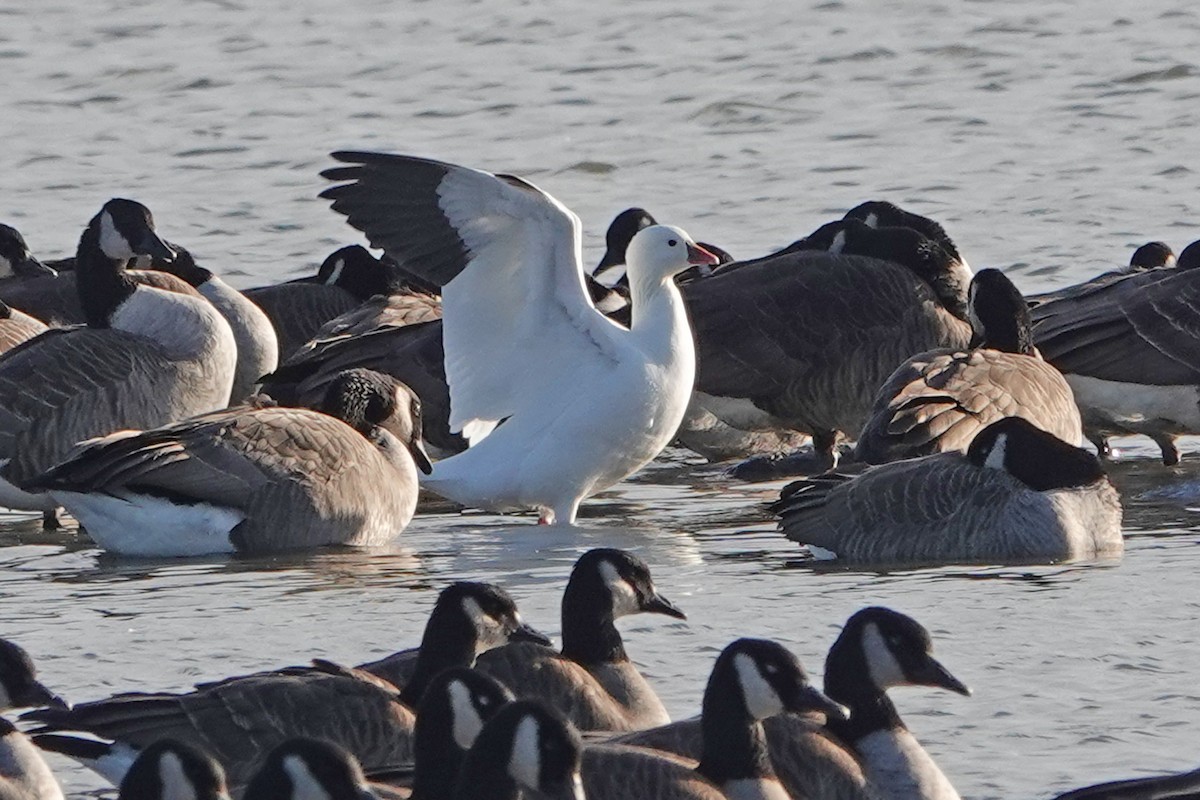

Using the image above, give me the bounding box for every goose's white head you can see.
[625,224,720,287]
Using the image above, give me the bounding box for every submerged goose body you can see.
[856,268,1082,464]
[685,216,973,471]
[474,548,685,732]
[33,369,431,556]
[1026,240,1182,308]
[1031,261,1200,464]
[28,582,547,791]
[321,152,718,524]
[0,199,237,514]
[776,417,1122,565]
[581,638,844,800]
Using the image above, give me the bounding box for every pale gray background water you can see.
[2,0,1200,797]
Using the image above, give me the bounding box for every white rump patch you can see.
[98,211,134,261]
[734,652,783,720]
[597,559,639,618]
[157,751,199,800]
[862,622,906,689]
[507,715,542,791]
[282,755,334,800]
[983,433,1008,471]
[53,491,242,557]
[448,679,486,751]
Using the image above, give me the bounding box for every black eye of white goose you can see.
[507,715,542,790]
[733,652,783,719]
[667,239,678,247]
[281,755,334,800]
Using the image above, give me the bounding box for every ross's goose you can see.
[321,152,719,524]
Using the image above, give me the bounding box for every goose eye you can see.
[667,239,678,247]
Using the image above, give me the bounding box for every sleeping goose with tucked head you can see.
[33,368,431,556]
[685,213,974,474]
[855,267,1082,464]
[581,638,845,800]
[321,152,719,525]
[776,416,1122,565]
[0,198,237,516]
[472,548,685,732]
[27,581,548,792]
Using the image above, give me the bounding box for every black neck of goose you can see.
[402,608,479,707]
[696,678,775,784]
[453,755,520,800]
[75,222,136,329]
[823,638,905,744]
[411,699,465,800]
[982,313,1035,355]
[560,575,626,665]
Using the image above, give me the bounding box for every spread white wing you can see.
[322,153,625,441]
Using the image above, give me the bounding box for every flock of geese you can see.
[0,151,1197,561]
[1,151,1199,796]
[1,548,1196,800]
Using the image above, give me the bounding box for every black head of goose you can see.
[408,668,514,800]
[31,369,429,556]
[580,637,844,800]
[26,582,548,790]
[823,607,969,800]
[854,268,1083,465]
[473,548,685,731]
[685,215,974,473]
[152,242,279,403]
[246,245,403,360]
[454,700,583,800]
[0,224,55,282]
[0,639,65,712]
[118,740,231,800]
[843,200,969,271]
[0,639,66,800]
[776,417,1121,564]
[1177,239,1200,271]
[0,198,238,513]
[244,739,375,800]
[1128,240,1176,271]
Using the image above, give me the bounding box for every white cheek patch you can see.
[157,751,199,800]
[983,432,1009,471]
[507,715,542,791]
[462,596,506,653]
[829,230,847,255]
[597,560,640,618]
[326,258,346,286]
[282,755,334,800]
[863,212,879,228]
[734,652,784,720]
[0,681,12,709]
[862,622,907,689]
[448,679,486,751]
[99,211,135,261]
[0,255,13,278]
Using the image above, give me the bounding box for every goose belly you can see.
[856,729,960,800]
[54,491,243,556]
[1066,375,1200,432]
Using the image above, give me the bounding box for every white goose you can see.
[321,153,719,524]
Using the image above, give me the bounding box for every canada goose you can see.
[471,548,685,732]
[581,638,845,800]
[322,152,718,525]
[0,301,46,355]
[453,700,584,800]
[118,740,231,800]
[243,740,376,800]
[775,417,1122,564]
[1051,764,1200,800]
[151,243,279,403]
[0,224,56,284]
[0,639,67,800]
[26,581,549,790]
[0,198,238,515]
[31,368,430,556]
[1026,240,1179,308]
[404,668,514,800]
[855,268,1083,464]
[243,245,405,359]
[684,216,973,473]
[1031,259,1200,465]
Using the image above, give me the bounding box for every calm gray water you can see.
[3,0,1200,797]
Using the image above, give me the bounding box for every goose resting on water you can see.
[321,152,719,524]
